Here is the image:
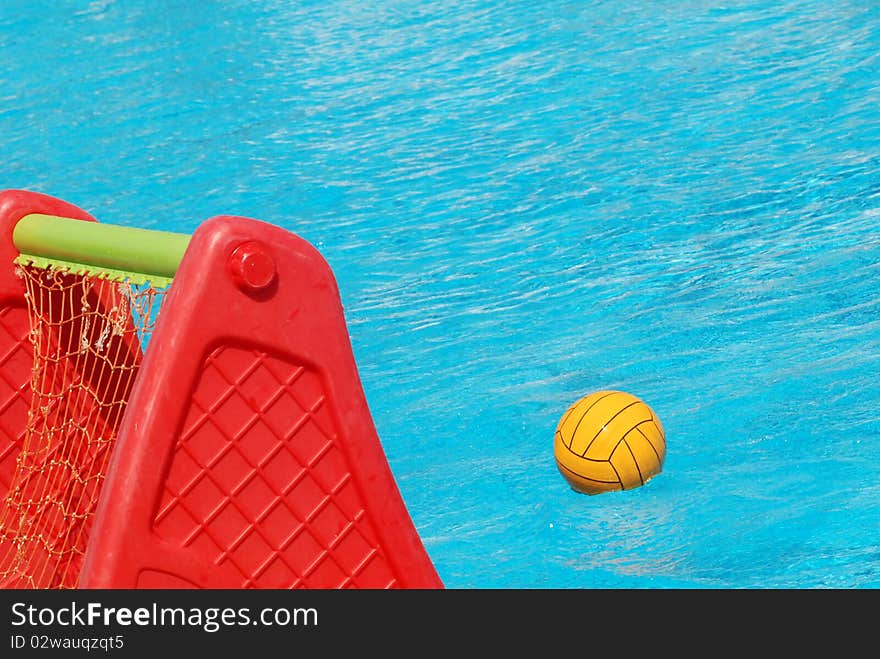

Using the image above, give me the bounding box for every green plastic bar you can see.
[13,213,191,282]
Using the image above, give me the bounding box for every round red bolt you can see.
[229,241,276,293]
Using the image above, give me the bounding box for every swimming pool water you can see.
[2,0,878,588]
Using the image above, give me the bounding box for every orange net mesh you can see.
[0,264,167,588]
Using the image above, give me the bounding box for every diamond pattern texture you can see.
[152,345,397,589]
[0,304,30,497]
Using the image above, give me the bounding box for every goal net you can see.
[0,267,166,588]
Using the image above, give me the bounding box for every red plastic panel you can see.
[0,190,97,504]
[153,346,399,588]
[81,215,442,589]
[0,305,30,496]
[0,190,128,588]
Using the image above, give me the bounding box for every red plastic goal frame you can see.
[0,189,443,589]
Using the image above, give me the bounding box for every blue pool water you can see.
[2,1,878,588]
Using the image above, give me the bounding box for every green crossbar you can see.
[12,214,191,287]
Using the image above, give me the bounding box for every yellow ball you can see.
[554,390,666,495]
